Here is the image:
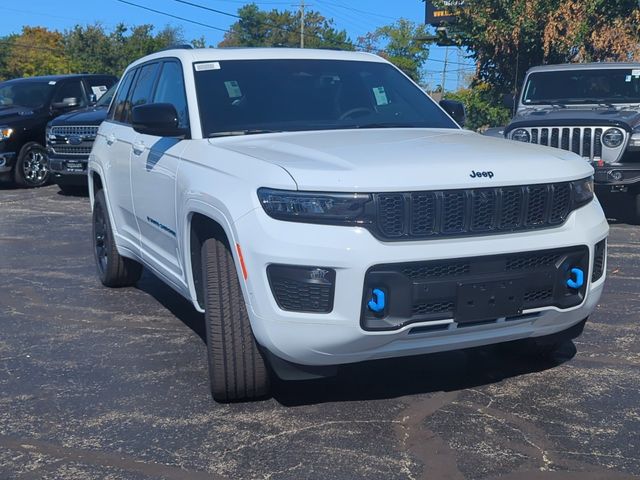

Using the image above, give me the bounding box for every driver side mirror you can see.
[439,99,466,127]
[132,103,188,137]
[51,97,80,110]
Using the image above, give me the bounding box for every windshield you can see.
[96,84,117,108]
[0,81,54,109]
[193,59,457,137]
[523,68,640,105]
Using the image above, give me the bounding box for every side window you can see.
[85,77,116,102]
[153,61,189,128]
[52,80,86,108]
[109,69,136,123]
[129,63,160,119]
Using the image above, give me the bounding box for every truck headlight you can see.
[0,126,13,141]
[258,188,373,225]
[511,128,530,142]
[571,176,594,208]
[602,128,624,148]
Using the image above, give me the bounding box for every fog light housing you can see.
[267,264,336,313]
[608,170,623,181]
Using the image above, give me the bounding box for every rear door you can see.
[130,59,189,280]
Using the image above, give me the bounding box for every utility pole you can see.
[299,0,305,48]
[441,45,449,95]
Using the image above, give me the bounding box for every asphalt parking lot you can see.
[1,183,639,480]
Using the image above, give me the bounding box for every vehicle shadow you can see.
[135,269,207,341]
[134,268,578,406]
[271,341,576,406]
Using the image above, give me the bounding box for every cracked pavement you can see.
[0,183,638,479]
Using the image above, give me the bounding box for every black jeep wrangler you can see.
[0,74,116,187]
[504,63,640,223]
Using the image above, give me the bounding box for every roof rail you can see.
[157,44,194,52]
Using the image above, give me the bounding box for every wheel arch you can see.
[187,209,239,311]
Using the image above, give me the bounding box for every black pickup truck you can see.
[503,63,640,224]
[0,74,116,187]
[46,84,115,194]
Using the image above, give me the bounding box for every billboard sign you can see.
[425,1,459,26]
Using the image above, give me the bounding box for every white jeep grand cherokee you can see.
[89,48,609,402]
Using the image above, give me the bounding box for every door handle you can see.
[132,141,145,156]
[106,133,116,145]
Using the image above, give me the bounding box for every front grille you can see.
[50,146,92,156]
[510,126,628,163]
[373,182,573,241]
[50,125,99,137]
[362,246,590,331]
[592,239,607,282]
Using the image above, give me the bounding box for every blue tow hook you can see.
[368,288,386,313]
[567,268,584,289]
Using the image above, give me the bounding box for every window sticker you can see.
[48,81,57,85]
[632,69,640,77]
[372,86,389,106]
[91,85,108,99]
[224,80,242,98]
[626,75,633,83]
[195,62,220,71]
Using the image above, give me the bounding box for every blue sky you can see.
[1,0,473,90]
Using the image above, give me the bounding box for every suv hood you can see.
[507,107,640,132]
[213,128,593,192]
[49,106,108,126]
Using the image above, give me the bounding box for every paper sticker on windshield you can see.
[373,86,389,106]
[626,75,633,83]
[632,69,640,77]
[224,80,242,98]
[195,62,220,71]
[48,81,56,85]
[91,85,107,99]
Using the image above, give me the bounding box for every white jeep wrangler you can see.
[89,48,609,402]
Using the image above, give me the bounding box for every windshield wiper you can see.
[208,129,281,138]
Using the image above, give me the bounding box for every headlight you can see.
[0,126,13,141]
[511,128,530,142]
[602,128,624,148]
[571,176,594,208]
[257,188,373,225]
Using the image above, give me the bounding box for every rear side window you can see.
[153,61,189,129]
[109,69,136,123]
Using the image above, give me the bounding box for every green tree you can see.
[3,26,70,78]
[433,0,640,95]
[219,3,353,49]
[359,19,430,82]
[445,83,511,131]
[64,23,185,77]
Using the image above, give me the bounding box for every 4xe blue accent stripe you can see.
[146,216,176,237]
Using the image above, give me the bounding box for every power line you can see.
[114,0,230,34]
[318,0,398,21]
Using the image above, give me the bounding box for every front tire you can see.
[201,237,270,402]
[14,142,50,187]
[92,189,142,287]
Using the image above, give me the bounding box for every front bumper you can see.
[234,199,609,366]
[0,152,16,173]
[594,165,640,190]
[48,156,88,182]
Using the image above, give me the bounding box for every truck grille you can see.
[50,125,99,137]
[373,182,573,240]
[48,125,99,157]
